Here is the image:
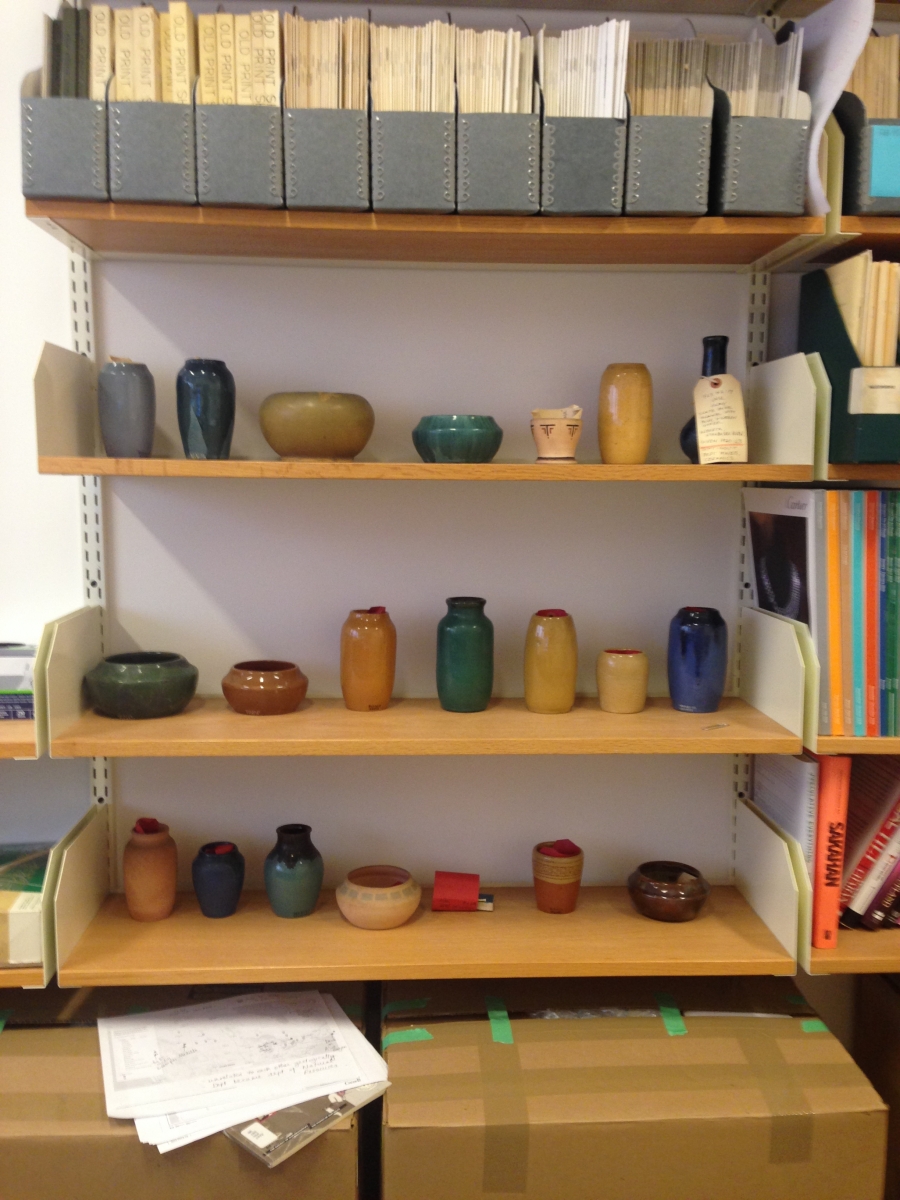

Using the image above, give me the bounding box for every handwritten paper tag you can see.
[693,374,748,464]
[848,366,900,415]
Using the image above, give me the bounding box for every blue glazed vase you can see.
[667,607,728,713]
[264,824,323,918]
[176,358,235,460]
[437,597,494,713]
[192,841,245,918]
[412,416,503,464]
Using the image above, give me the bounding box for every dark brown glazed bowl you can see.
[221,660,308,716]
[627,860,710,923]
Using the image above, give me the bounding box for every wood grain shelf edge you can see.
[0,721,37,759]
[816,736,900,754]
[0,966,45,988]
[810,927,900,973]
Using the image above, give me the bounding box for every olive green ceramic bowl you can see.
[259,392,375,460]
[84,652,199,720]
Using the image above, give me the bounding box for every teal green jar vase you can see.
[436,597,493,712]
[412,415,503,463]
[264,824,323,918]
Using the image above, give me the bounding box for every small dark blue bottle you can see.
[667,607,728,713]
[192,841,245,918]
[176,359,235,460]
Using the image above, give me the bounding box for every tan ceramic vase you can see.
[341,608,397,711]
[598,364,653,464]
[532,841,584,914]
[123,820,177,922]
[336,865,421,929]
[597,649,649,714]
[524,610,578,714]
[530,406,583,462]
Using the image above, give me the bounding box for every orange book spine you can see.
[826,491,844,736]
[810,753,852,949]
[866,491,881,736]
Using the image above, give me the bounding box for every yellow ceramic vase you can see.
[598,363,653,464]
[524,610,578,714]
[341,607,397,711]
[596,649,649,714]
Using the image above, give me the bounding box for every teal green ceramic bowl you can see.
[412,415,503,464]
[84,652,199,720]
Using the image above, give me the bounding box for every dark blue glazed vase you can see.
[192,841,245,918]
[176,359,235,460]
[667,607,728,713]
[264,824,323,918]
[437,597,494,712]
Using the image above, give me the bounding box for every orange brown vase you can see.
[221,660,308,715]
[340,608,396,711]
[123,817,177,922]
[532,839,584,914]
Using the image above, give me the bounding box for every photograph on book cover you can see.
[746,511,810,625]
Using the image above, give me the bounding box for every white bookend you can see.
[53,806,110,978]
[746,354,817,467]
[44,606,103,751]
[734,799,800,962]
[33,342,98,459]
[738,607,806,739]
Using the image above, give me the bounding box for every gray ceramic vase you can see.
[98,362,156,458]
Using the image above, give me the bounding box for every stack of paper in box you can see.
[826,249,900,367]
[97,991,388,1161]
[537,21,630,119]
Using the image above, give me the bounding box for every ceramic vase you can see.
[123,818,177,921]
[191,841,245,918]
[260,392,374,460]
[627,861,710,922]
[98,362,156,458]
[530,406,583,462]
[532,840,584,914]
[436,597,493,713]
[524,609,577,714]
[264,824,323,918]
[341,608,396,711]
[667,607,727,713]
[598,363,653,465]
[84,652,198,719]
[596,649,648,714]
[336,865,422,929]
[412,416,503,464]
[176,358,235,461]
[221,660,308,715]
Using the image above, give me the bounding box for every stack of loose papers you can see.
[97,990,388,1155]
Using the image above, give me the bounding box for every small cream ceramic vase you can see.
[335,865,421,930]
[597,649,649,714]
[531,406,583,462]
[524,610,578,714]
[598,364,653,464]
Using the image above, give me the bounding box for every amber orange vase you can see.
[532,840,584,914]
[123,818,177,922]
[341,607,397,711]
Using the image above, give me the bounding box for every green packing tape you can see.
[801,1018,829,1033]
[655,992,688,1037]
[382,1028,434,1050]
[0,1009,12,1034]
[341,1003,363,1018]
[485,996,514,1045]
[382,998,429,1018]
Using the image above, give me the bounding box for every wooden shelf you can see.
[50,696,800,758]
[38,457,814,482]
[816,736,900,754]
[57,886,794,986]
[811,927,900,974]
[828,464,900,481]
[836,216,900,259]
[26,202,825,267]
[0,966,45,988]
[0,721,37,760]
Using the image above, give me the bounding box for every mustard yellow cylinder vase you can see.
[597,649,649,714]
[524,609,578,714]
[598,363,653,465]
[341,607,397,711]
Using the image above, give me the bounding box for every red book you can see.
[840,757,900,909]
[809,752,852,949]
[866,492,881,737]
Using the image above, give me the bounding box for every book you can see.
[250,10,280,107]
[134,5,161,102]
[235,14,253,105]
[197,13,217,105]
[89,4,113,102]
[852,491,866,735]
[839,490,854,733]
[114,6,135,102]
[825,250,871,360]
[753,754,818,874]
[881,493,890,736]
[59,0,78,98]
[809,752,851,949]
[169,1,196,106]
[862,855,900,929]
[215,13,235,106]
[826,491,844,736]
[866,491,880,737]
[841,756,900,909]
[159,13,173,102]
[50,15,63,97]
[76,7,90,98]
[892,493,900,735]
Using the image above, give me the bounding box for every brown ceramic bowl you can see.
[221,660,308,716]
[627,860,710,923]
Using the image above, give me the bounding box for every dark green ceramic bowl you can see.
[84,652,199,720]
[412,415,503,464]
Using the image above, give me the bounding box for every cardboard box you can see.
[855,974,900,1199]
[383,977,886,1200]
[0,1024,358,1200]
